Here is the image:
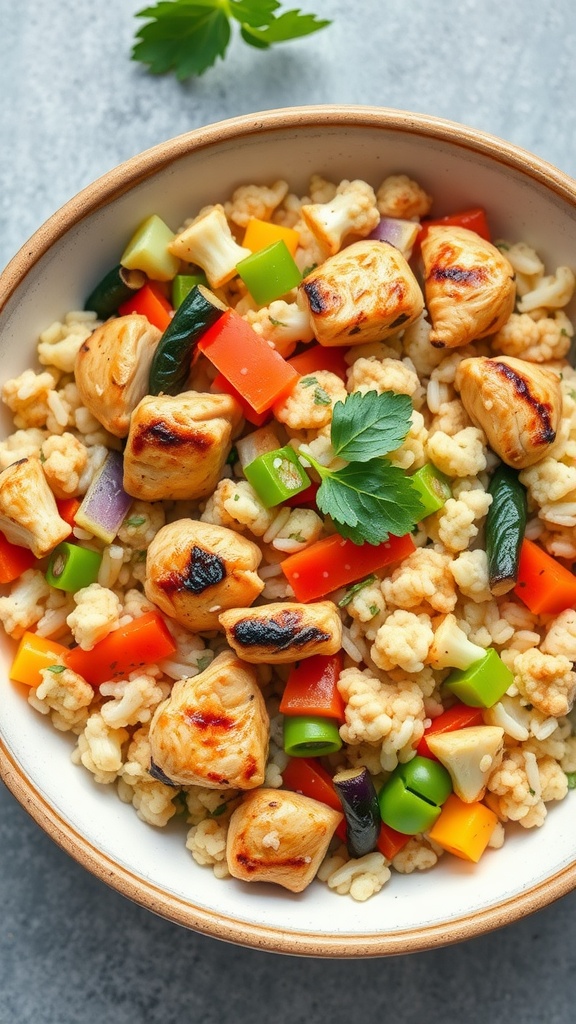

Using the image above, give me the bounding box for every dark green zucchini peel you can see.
[148,284,227,396]
[84,264,146,319]
[486,463,528,596]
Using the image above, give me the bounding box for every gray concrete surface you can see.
[1,1,576,1020]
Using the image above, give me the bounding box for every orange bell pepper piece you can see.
[10,632,69,688]
[55,497,82,529]
[376,822,411,860]
[243,218,300,257]
[279,652,345,722]
[0,533,36,584]
[197,309,299,414]
[514,538,576,615]
[428,794,499,862]
[281,532,415,603]
[287,344,349,382]
[64,611,176,686]
[118,281,173,332]
[417,703,485,760]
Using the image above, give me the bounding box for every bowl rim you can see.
[1,104,575,956]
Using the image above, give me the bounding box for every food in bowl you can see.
[1,157,575,907]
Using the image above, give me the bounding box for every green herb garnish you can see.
[46,664,66,674]
[196,653,213,673]
[132,1,331,81]
[331,390,413,463]
[566,771,576,790]
[337,573,377,607]
[125,515,147,528]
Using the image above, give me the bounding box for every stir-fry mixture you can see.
[2,173,576,902]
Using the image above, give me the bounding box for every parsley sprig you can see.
[302,390,424,546]
[132,0,331,80]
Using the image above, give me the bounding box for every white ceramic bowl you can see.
[1,106,575,957]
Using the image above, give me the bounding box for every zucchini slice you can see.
[84,264,146,319]
[148,284,227,396]
[486,463,527,596]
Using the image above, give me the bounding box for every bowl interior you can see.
[1,107,575,956]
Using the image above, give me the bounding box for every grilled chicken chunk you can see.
[145,519,264,631]
[421,226,515,349]
[226,788,343,892]
[219,601,342,664]
[455,355,563,468]
[0,457,71,557]
[74,314,161,437]
[298,239,424,347]
[148,651,269,789]
[123,391,242,502]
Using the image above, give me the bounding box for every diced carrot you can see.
[0,533,36,585]
[287,344,349,382]
[10,632,69,688]
[243,218,300,257]
[281,532,415,603]
[428,794,499,862]
[417,703,485,760]
[514,538,576,615]
[55,497,82,529]
[64,611,176,686]
[118,281,173,331]
[279,653,345,722]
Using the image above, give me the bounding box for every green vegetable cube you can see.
[283,715,342,757]
[236,240,301,305]
[244,446,311,508]
[378,776,442,835]
[409,463,452,517]
[171,272,208,309]
[46,542,103,593]
[444,648,513,708]
[397,755,452,805]
[121,214,180,282]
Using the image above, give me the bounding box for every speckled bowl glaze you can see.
[0,107,575,957]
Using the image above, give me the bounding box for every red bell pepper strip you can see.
[287,344,348,382]
[284,480,319,508]
[416,207,491,250]
[197,308,300,414]
[514,538,576,615]
[282,757,347,841]
[416,703,485,760]
[0,533,36,584]
[279,652,345,722]
[281,532,415,603]
[64,611,176,686]
[118,281,173,332]
[376,822,411,860]
[55,497,82,529]
[212,372,270,427]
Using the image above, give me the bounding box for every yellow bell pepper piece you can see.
[10,632,69,688]
[427,793,498,862]
[243,218,300,257]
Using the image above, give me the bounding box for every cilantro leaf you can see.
[133,2,231,78]
[313,458,424,546]
[132,0,330,80]
[331,390,413,463]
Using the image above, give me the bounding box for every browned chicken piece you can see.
[145,519,264,631]
[219,601,342,664]
[455,355,563,469]
[148,651,269,789]
[298,240,424,347]
[226,788,343,893]
[123,391,242,502]
[421,226,515,349]
[74,314,161,437]
[0,457,71,557]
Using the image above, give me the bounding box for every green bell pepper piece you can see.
[171,272,209,309]
[444,647,514,708]
[236,240,301,306]
[46,542,102,593]
[409,463,452,517]
[283,715,342,757]
[244,446,311,508]
[378,776,442,835]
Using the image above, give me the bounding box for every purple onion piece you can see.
[333,766,381,858]
[75,450,132,544]
[368,216,421,256]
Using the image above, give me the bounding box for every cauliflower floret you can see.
[426,426,487,478]
[40,432,88,499]
[301,179,380,255]
[486,747,567,828]
[37,313,97,373]
[517,265,575,314]
[0,569,51,638]
[117,725,178,826]
[383,548,457,614]
[66,583,122,652]
[520,458,576,509]
[201,478,275,537]
[318,848,391,901]
[72,711,128,784]
[117,501,166,549]
[224,179,289,228]
[2,369,58,429]
[388,409,428,471]
[391,835,440,873]
[345,581,386,624]
[459,599,515,648]
[270,507,324,553]
[371,609,434,674]
[429,400,472,437]
[429,485,492,553]
[28,666,94,733]
[274,370,347,430]
[491,310,573,363]
[185,784,239,825]
[308,174,338,204]
[501,241,544,295]
[402,315,445,378]
[0,428,46,470]
[186,817,230,876]
[99,674,169,729]
[243,299,314,358]
[449,548,491,603]
[514,648,576,718]
[338,666,426,753]
[375,174,433,220]
[347,356,421,402]
[541,609,576,660]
